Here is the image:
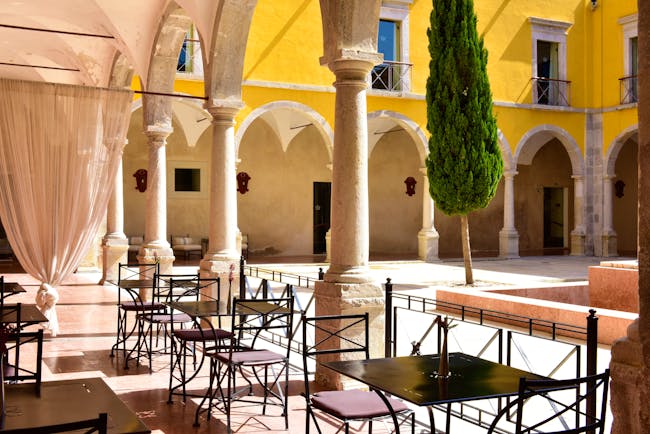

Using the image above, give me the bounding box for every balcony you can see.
[619,75,638,104]
[177,38,203,76]
[371,61,412,92]
[532,77,571,106]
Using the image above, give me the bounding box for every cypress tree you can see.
[425,0,503,284]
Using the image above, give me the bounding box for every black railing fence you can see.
[237,258,601,432]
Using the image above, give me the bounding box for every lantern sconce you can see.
[133,169,147,192]
[237,171,251,194]
[404,176,417,196]
[615,180,625,198]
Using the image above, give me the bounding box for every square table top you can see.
[2,377,150,433]
[323,352,549,406]
[0,303,48,325]
[167,299,292,318]
[1,282,26,296]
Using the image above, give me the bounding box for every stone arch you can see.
[515,124,584,176]
[367,110,427,165]
[236,102,334,161]
[130,97,211,148]
[498,130,515,172]
[604,124,639,177]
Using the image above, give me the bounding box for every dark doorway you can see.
[543,187,565,248]
[313,182,331,254]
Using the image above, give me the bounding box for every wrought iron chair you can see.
[301,312,415,434]
[132,273,199,372]
[0,303,43,393]
[167,277,233,403]
[195,296,294,432]
[486,369,610,434]
[109,262,161,369]
[0,412,108,433]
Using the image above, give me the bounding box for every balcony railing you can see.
[371,60,412,92]
[177,38,203,76]
[532,77,571,106]
[619,75,638,104]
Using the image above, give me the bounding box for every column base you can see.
[610,319,645,434]
[313,280,384,390]
[100,238,128,285]
[137,246,174,274]
[200,255,241,302]
[601,231,618,257]
[570,231,586,256]
[499,229,520,258]
[418,229,439,262]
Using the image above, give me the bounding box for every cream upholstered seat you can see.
[171,235,202,259]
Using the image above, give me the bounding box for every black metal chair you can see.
[167,277,233,403]
[195,296,294,432]
[0,303,43,393]
[1,412,108,433]
[133,273,199,372]
[486,369,610,434]
[109,262,161,368]
[301,312,415,434]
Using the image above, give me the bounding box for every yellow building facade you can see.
[122,0,639,261]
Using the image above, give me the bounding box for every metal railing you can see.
[532,77,571,106]
[371,60,412,92]
[177,38,203,75]
[619,75,638,104]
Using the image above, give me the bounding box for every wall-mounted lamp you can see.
[591,0,598,10]
[404,176,417,196]
[237,171,251,194]
[615,180,625,198]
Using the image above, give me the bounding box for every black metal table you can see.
[323,352,549,433]
[1,282,26,298]
[2,377,150,433]
[0,303,47,326]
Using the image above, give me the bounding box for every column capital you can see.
[144,125,172,148]
[205,101,244,123]
[571,174,585,181]
[603,174,617,181]
[322,49,383,81]
[503,170,519,178]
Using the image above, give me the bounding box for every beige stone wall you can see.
[515,139,575,255]
[123,109,212,242]
[434,177,504,259]
[613,139,638,256]
[369,131,421,256]
[237,119,331,256]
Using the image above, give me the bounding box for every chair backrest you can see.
[230,297,294,354]
[1,412,108,434]
[300,313,369,397]
[117,262,159,282]
[155,273,201,303]
[487,369,610,434]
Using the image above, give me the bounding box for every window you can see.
[177,26,204,76]
[168,161,208,198]
[619,14,638,104]
[370,2,412,92]
[174,168,200,192]
[529,17,572,106]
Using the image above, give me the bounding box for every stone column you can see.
[199,103,243,301]
[139,127,174,275]
[610,2,650,432]
[315,52,386,379]
[499,170,520,258]
[417,168,439,262]
[601,175,618,257]
[100,155,129,284]
[570,175,586,255]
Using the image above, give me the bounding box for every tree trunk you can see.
[460,214,474,284]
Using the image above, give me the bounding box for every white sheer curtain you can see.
[0,79,132,336]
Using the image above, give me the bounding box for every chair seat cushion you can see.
[173,328,232,342]
[213,349,286,366]
[174,244,201,251]
[140,313,191,323]
[120,301,165,311]
[310,389,409,419]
